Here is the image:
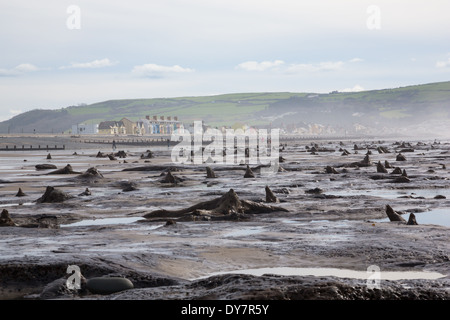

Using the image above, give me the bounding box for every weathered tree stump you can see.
[244,165,255,178]
[385,205,406,222]
[265,186,279,203]
[36,186,73,203]
[15,188,27,197]
[206,167,217,178]
[407,213,418,225]
[377,161,388,173]
[143,188,288,221]
[0,209,15,226]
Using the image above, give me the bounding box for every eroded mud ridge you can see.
[0,136,449,300]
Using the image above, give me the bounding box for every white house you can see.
[72,123,99,134]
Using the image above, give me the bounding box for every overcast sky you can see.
[0,0,449,121]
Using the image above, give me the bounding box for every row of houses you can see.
[72,116,185,135]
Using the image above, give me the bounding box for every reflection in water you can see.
[194,267,445,281]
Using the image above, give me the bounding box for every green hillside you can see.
[0,81,449,134]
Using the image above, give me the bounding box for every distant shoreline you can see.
[0,133,447,152]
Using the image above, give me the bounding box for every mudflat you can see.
[0,135,449,300]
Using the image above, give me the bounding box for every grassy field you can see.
[1,81,449,134]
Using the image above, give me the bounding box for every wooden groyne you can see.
[81,138,170,146]
[80,135,373,146]
[0,145,65,151]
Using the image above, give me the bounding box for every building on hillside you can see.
[71,123,99,135]
[98,120,126,135]
[137,115,184,135]
[135,121,146,135]
[120,117,144,135]
[185,121,209,135]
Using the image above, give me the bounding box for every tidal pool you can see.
[375,208,450,227]
[326,188,450,199]
[194,267,446,281]
[61,216,145,227]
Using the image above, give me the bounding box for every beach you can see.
[0,134,449,300]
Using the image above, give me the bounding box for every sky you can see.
[0,0,449,121]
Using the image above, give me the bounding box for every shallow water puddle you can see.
[222,226,265,237]
[61,216,145,227]
[375,208,450,227]
[327,188,450,199]
[0,202,34,207]
[194,267,446,281]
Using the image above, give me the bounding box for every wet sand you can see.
[0,135,449,300]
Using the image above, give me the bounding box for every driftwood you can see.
[143,188,288,221]
[35,164,57,170]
